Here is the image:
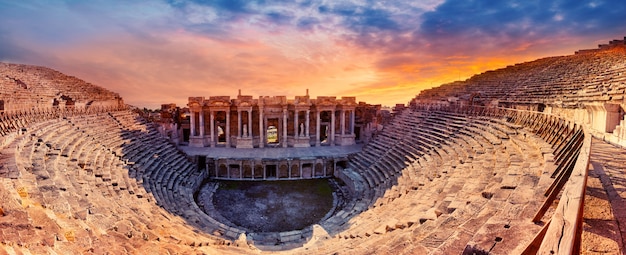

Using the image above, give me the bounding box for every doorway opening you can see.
[266,165,277,178]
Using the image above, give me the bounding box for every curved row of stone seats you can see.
[406,111,576,253]
[64,111,249,240]
[288,109,559,254]
[0,109,60,137]
[17,118,140,206]
[508,51,621,103]
[413,43,626,106]
[188,105,578,253]
[313,109,510,236]
[347,109,511,197]
[0,75,57,112]
[7,124,174,249]
[571,64,626,103]
[1,111,252,254]
[1,63,121,110]
[113,113,248,240]
[0,106,124,153]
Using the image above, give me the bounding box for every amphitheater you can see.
[1,37,626,254]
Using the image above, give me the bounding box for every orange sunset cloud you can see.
[1,1,625,108]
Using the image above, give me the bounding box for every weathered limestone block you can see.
[293,136,311,147]
[334,134,355,146]
[235,137,253,148]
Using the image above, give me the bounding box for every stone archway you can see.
[291,164,300,178]
[302,163,313,178]
[229,164,241,179]
[243,164,252,178]
[279,164,289,178]
[254,164,264,179]
[314,163,324,177]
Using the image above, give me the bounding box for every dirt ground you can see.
[209,179,334,233]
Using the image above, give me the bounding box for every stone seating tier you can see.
[1,63,121,112]
[0,110,247,254]
[279,105,587,254]
[413,44,626,106]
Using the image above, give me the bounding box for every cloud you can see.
[24,27,381,108]
[317,3,380,29]
[266,11,295,25]
[418,0,626,51]
[296,16,321,31]
[2,0,626,108]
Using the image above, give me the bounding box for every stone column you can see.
[199,110,205,137]
[604,103,622,133]
[306,109,310,137]
[190,111,196,136]
[237,110,242,138]
[282,108,288,147]
[226,110,230,147]
[316,110,321,147]
[247,110,252,138]
[288,160,292,178]
[251,163,255,180]
[259,107,264,148]
[294,110,299,136]
[340,109,345,135]
[210,110,215,147]
[239,161,243,180]
[350,110,355,134]
[263,163,266,179]
[330,109,335,146]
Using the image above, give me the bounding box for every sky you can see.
[1,0,625,109]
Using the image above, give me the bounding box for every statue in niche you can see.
[243,124,248,137]
[300,123,305,137]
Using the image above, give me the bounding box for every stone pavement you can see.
[180,144,363,159]
[583,138,626,254]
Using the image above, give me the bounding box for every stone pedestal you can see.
[334,134,355,146]
[236,137,254,148]
[293,136,311,147]
[605,103,622,133]
[189,136,206,147]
